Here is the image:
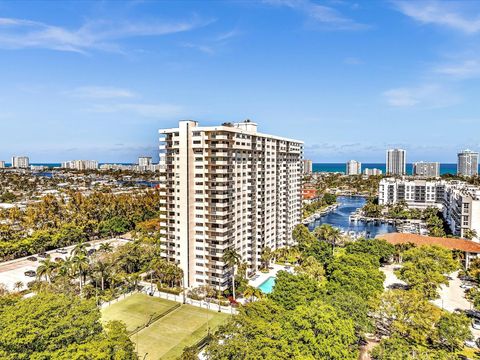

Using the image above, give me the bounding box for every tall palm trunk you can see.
[79,272,83,298]
[101,275,105,291]
[232,266,236,300]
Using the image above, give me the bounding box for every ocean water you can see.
[313,163,460,175]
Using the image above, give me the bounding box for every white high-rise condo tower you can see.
[386,149,406,175]
[158,120,303,289]
[11,156,29,169]
[302,159,312,174]
[138,156,152,167]
[458,150,479,177]
[346,160,361,175]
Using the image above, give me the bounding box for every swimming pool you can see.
[258,276,276,294]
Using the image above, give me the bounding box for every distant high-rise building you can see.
[346,160,361,175]
[458,150,479,177]
[386,149,406,175]
[302,159,313,174]
[159,120,303,289]
[61,160,98,170]
[413,162,440,178]
[0,161,5,169]
[11,156,29,169]
[138,156,153,167]
[363,168,382,176]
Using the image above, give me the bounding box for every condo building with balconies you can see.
[158,120,303,289]
[379,177,480,241]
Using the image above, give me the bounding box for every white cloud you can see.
[383,88,420,107]
[181,28,241,55]
[393,1,480,34]
[383,84,460,108]
[264,0,368,30]
[0,16,209,53]
[434,59,480,79]
[67,86,136,99]
[88,103,182,118]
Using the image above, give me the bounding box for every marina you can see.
[307,196,396,239]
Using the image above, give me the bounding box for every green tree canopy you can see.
[0,292,135,359]
[206,299,357,360]
[269,271,324,310]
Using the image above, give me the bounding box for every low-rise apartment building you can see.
[62,160,99,170]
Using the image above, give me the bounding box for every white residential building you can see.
[302,159,313,174]
[346,160,361,175]
[379,178,480,241]
[11,156,29,169]
[0,161,5,169]
[138,156,153,167]
[363,168,382,176]
[99,164,135,171]
[159,120,303,289]
[413,162,440,178]
[458,150,479,177]
[61,160,98,170]
[386,149,406,175]
[379,178,444,209]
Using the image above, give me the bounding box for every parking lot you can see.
[381,264,480,341]
[0,237,129,291]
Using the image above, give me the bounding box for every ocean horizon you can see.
[313,163,461,175]
[0,162,468,176]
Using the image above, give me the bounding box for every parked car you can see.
[57,248,68,254]
[87,249,96,256]
[24,270,36,277]
[472,318,480,330]
[38,252,48,258]
[54,257,63,262]
[461,282,476,290]
[465,339,477,348]
[27,256,37,262]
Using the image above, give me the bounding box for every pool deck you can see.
[248,263,291,288]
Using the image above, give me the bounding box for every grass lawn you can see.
[133,304,230,360]
[101,293,178,333]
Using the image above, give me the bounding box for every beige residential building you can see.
[158,120,303,289]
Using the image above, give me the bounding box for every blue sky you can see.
[1,0,480,163]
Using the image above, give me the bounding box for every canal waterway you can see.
[307,196,396,238]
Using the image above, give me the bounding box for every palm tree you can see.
[58,256,75,279]
[464,229,478,240]
[243,285,263,302]
[73,253,89,298]
[314,224,341,251]
[223,248,241,300]
[92,259,110,291]
[98,242,113,253]
[36,258,58,283]
[73,240,90,257]
[260,247,273,270]
[13,281,24,292]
